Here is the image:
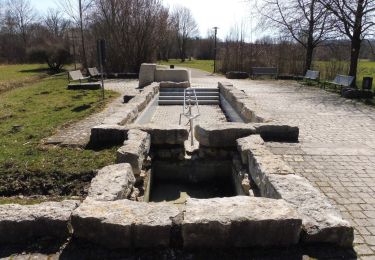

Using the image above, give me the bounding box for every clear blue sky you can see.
[30,0,254,40]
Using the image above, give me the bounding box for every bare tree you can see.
[44,9,70,38]
[171,6,198,62]
[91,0,169,71]
[6,0,37,47]
[57,0,93,69]
[318,0,375,80]
[253,0,332,73]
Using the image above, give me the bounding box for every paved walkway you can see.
[192,71,375,258]
[232,80,375,258]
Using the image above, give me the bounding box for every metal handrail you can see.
[179,87,200,146]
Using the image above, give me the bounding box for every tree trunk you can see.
[304,45,314,74]
[349,37,361,85]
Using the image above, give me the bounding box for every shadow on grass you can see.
[71,104,91,112]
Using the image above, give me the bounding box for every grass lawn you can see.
[158,59,214,73]
[0,69,119,199]
[0,64,50,93]
[313,60,375,89]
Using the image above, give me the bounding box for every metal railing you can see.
[179,87,200,146]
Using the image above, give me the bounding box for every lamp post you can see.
[213,27,219,73]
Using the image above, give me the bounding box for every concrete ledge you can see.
[116,130,151,175]
[237,135,266,164]
[195,123,256,148]
[254,123,299,142]
[0,200,80,245]
[102,83,159,126]
[155,69,191,83]
[265,174,354,247]
[219,82,272,123]
[182,197,302,248]
[139,63,156,88]
[90,124,127,146]
[87,164,136,201]
[128,124,189,145]
[242,138,354,247]
[71,199,180,249]
[159,81,191,88]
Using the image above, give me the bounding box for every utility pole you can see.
[213,27,219,74]
[79,0,88,70]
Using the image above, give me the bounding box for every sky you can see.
[30,0,254,40]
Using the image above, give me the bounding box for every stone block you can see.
[254,123,299,142]
[139,63,156,88]
[87,163,136,201]
[71,199,180,249]
[155,69,191,83]
[182,197,302,248]
[116,130,151,175]
[0,200,80,245]
[237,135,266,164]
[159,81,190,88]
[195,123,256,147]
[128,124,188,145]
[90,124,127,146]
[264,174,354,247]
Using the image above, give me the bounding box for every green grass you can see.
[158,59,214,73]
[0,72,119,197]
[313,60,375,89]
[0,64,49,93]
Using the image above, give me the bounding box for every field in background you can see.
[158,59,214,73]
[0,65,118,199]
[0,64,50,93]
[313,60,375,89]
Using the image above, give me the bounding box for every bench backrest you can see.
[252,67,278,75]
[305,70,320,80]
[88,67,100,77]
[333,75,354,87]
[69,70,85,81]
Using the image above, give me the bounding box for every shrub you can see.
[28,45,71,72]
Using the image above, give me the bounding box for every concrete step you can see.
[158,100,220,105]
[159,96,219,101]
[159,92,220,97]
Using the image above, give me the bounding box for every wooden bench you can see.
[68,70,101,90]
[251,67,278,79]
[304,70,320,81]
[323,75,354,92]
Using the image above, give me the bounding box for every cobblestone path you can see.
[229,79,375,259]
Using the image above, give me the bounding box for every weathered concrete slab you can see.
[116,130,151,175]
[87,164,136,201]
[155,69,191,83]
[128,124,188,145]
[195,123,256,147]
[102,106,139,126]
[219,82,272,123]
[90,124,127,146]
[139,63,157,88]
[237,135,267,164]
[72,199,180,249]
[182,197,302,248]
[159,81,190,88]
[264,174,354,247]
[0,200,80,244]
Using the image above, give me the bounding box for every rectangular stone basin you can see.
[148,160,237,203]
